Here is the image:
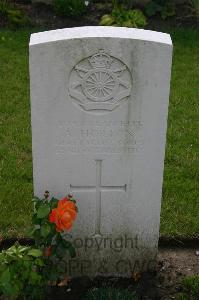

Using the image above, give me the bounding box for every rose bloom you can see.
[49,197,77,232]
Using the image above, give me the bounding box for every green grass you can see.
[0,28,198,238]
[177,275,199,300]
[0,30,33,237]
[161,29,199,237]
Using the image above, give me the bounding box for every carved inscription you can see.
[56,120,143,155]
[69,50,132,112]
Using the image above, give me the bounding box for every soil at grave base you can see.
[48,248,199,300]
[0,237,198,299]
[0,1,198,30]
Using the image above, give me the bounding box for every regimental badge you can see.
[69,50,132,112]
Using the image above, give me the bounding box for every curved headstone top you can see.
[30,26,172,46]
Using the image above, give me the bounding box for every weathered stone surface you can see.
[29,26,172,277]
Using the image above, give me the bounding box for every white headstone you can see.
[29,26,172,277]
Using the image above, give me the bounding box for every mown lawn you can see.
[0,28,198,238]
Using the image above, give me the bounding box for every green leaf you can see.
[0,253,6,263]
[62,240,76,258]
[0,268,10,284]
[41,223,51,238]
[18,245,29,253]
[70,199,76,204]
[29,270,41,284]
[37,205,50,218]
[26,226,39,237]
[50,198,59,209]
[32,213,42,226]
[145,1,162,16]
[35,258,45,267]
[23,259,32,269]
[99,14,115,26]
[27,249,42,257]
[161,1,175,20]
[1,282,19,298]
[32,196,40,202]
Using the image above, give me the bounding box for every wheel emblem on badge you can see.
[69,50,132,112]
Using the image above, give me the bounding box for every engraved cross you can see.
[69,160,127,236]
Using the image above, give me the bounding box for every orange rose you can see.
[49,197,77,232]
